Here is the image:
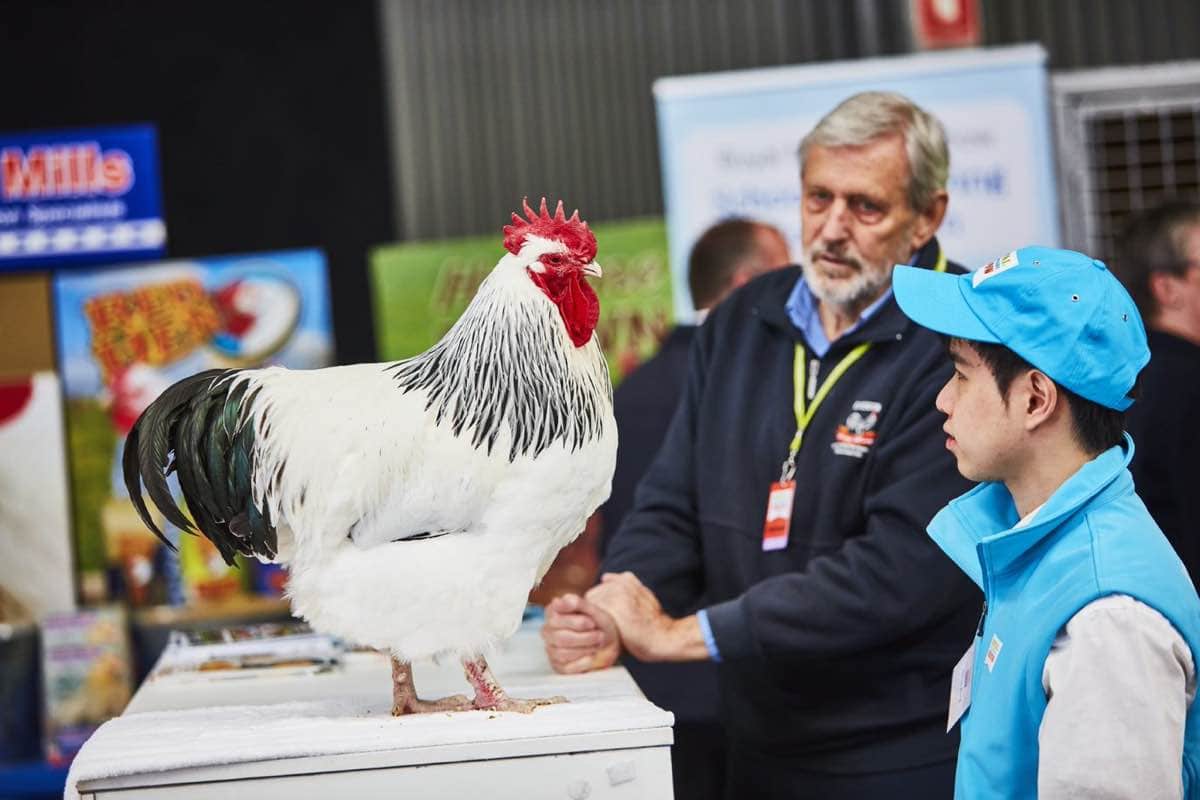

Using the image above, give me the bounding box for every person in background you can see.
[892,245,1200,799]
[542,91,980,799]
[599,217,789,800]
[601,218,791,546]
[1111,199,1200,589]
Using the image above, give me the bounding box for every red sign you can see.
[911,0,981,50]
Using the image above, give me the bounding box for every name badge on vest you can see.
[947,639,975,732]
[762,480,795,551]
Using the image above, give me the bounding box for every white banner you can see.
[654,44,1059,319]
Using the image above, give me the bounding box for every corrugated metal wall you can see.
[379,0,1200,241]
[982,0,1200,69]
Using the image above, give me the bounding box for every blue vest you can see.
[929,436,1200,798]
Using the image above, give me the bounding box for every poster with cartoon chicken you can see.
[53,250,333,608]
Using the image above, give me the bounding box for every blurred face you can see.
[1172,224,1200,340]
[801,135,931,312]
[935,340,1026,483]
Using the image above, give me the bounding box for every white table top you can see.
[70,623,674,796]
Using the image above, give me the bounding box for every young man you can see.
[892,246,1200,798]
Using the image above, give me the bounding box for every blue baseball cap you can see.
[892,246,1149,411]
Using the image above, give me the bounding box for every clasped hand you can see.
[541,571,677,673]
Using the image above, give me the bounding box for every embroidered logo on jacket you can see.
[832,400,881,459]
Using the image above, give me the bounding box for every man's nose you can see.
[817,198,850,241]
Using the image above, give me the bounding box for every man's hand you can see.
[586,572,709,663]
[541,593,621,674]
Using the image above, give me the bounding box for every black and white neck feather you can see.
[386,248,611,462]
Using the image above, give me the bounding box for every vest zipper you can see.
[977,543,993,641]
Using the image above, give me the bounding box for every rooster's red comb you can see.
[503,197,597,262]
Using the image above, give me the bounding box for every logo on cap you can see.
[972,250,1021,288]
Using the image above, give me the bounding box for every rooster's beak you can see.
[583,262,602,278]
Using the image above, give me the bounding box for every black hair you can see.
[956,339,1130,456]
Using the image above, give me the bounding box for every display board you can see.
[1,125,164,270]
[53,251,333,607]
[654,44,1060,318]
[370,217,673,385]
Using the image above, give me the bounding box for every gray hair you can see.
[799,91,949,212]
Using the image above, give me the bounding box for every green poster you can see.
[370,218,673,385]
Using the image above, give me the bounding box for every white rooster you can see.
[124,199,617,714]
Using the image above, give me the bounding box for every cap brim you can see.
[892,265,1000,343]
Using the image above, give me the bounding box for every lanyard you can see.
[780,342,871,481]
[777,245,947,483]
[933,247,947,274]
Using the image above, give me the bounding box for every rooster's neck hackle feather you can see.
[387,261,611,462]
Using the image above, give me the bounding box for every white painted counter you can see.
[70,623,674,799]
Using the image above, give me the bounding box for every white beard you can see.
[804,259,890,310]
[802,239,913,314]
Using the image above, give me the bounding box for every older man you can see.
[542,91,980,799]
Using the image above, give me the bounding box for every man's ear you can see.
[909,190,949,252]
[1022,370,1061,432]
[1149,271,1181,311]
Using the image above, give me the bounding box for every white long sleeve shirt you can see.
[1039,594,1197,799]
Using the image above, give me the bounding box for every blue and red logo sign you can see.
[0,125,165,269]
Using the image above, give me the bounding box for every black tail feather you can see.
[127,370,231,542]
[121,368,277,566]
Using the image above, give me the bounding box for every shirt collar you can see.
[784,250,916,357]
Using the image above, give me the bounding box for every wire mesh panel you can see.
[1053,62,1200,265]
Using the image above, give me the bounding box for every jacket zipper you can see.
[976,543,992,641]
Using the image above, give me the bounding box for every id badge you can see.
[762,480,795,551]
[947,639,975,731]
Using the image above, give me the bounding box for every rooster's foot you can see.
[392,693,473,716]
[473,694,568,714]
[391,656,473,716]
[463,654,568,714]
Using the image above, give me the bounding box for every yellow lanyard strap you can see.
[787,341,872,458]
[933,247,948,273]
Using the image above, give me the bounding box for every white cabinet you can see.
[71,625,674,799]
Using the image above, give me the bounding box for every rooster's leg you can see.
[462,655,567,713]
[390,657,472,716]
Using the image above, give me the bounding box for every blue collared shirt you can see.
[782,277,895,357]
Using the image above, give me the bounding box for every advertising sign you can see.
[1,125,165,269]
[54,250,333,607]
